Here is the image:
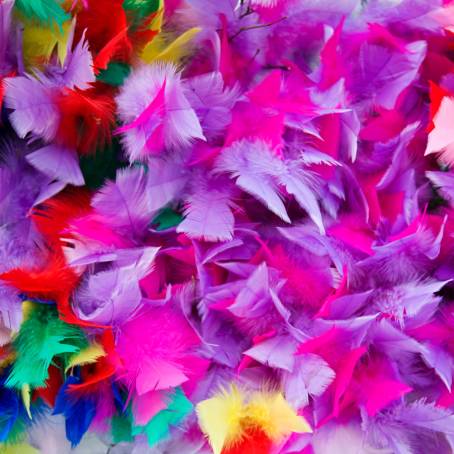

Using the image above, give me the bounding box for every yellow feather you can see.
[22,20,71,68]
[0,443,39,454]
[21,300,36,322]
[65,343,105,372]
[197,386,312,454]
[150,3,164,32]
[196,385,244,454]
[21,384,32,420]
[141,27,201,64]
[246,392,312,440]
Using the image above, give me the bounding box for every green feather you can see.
[152,207,183,231]
[112,414,134,443]
[97,62,131,87]
[132,388,193,446]
[14,0,70,28]
[79,139,126,190]
[6,304,88,389]
[123,0,160,28]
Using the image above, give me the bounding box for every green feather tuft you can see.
[132,388,193,446]
[97,62,131,87]
[152,207,183,231]
[123,0,160,28]
[14,0,70,28]
[79,139,126,190]
[6,303,88,390]
[112,414,134,443]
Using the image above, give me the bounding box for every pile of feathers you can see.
[2,0,454,453]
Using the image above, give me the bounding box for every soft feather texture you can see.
[6,302,87,389]
[14,0,70,28]
[116,63,205,160]
[196,385,311,454]
[1,0,454,451]
[116,303,202,395]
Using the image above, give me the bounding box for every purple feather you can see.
[26,145,84,186]
[4,76,60,141]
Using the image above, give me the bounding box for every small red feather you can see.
[55,87,116,154]
[221,428,273,454]
[31,188,92,247]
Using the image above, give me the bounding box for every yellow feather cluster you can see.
[196,385,311,454]
[22,20,71,69]
[140,27,201,65]
[65,342,105,372]
[0,443,38,454]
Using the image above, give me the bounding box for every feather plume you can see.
[141,27,201,64]
[4,76,60,142]
[91,167,153,240]
[178,182,235,242]
[116,62,205,160]
[6,302,88,389]
[55,87,115,154]
[196,385,311,454]
[116,304,202,395]
[14,0,70,28]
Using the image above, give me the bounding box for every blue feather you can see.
[53,376,96,447]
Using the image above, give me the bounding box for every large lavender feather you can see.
[4,76,60,141]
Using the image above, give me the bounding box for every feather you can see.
[243,335,298,372]
[348,40,426,109]
[196,385,244,454]
[392,400,454,434]
[91,167,153,240]
[54,87,115,154]
[53,376,96,447]
[221,428,273,454]
[93,29,130,74]
[26,145,84,187]
[146,158,188,212]
[96,62,131,87]
[141,27,201,64]
[6,302,88,389]
[116,63,205,160]
[4,76,60,142]
[0,0,13,67]
[21,20,71,69]
[132,390,166,426]
[427,170,454,206]
[196,385,311,454]
[14,0,70,28]
[278,163,324,234]
[132,387,193,446]
[215,140,290,223]
[284,354,336,410]
[74,0,129,56]
[74,247,159,325]
[58,33,95,90]
[177,184,235,242]
[30,188,91,247]
[116,304,201,395]
[0,256,80,305]
[185,71,240,140]
[65,343,105,372]
[123,0,161,28]
[425,96,454,164]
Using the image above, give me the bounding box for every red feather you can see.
[0,255,79,302]
[55,87,116,154]
[222,428,273,454]
[34,365,63,408]
[75,0,131,59]
[93,28,131,74]
[31,188,92,247]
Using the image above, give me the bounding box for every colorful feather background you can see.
[1,0,454,453]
